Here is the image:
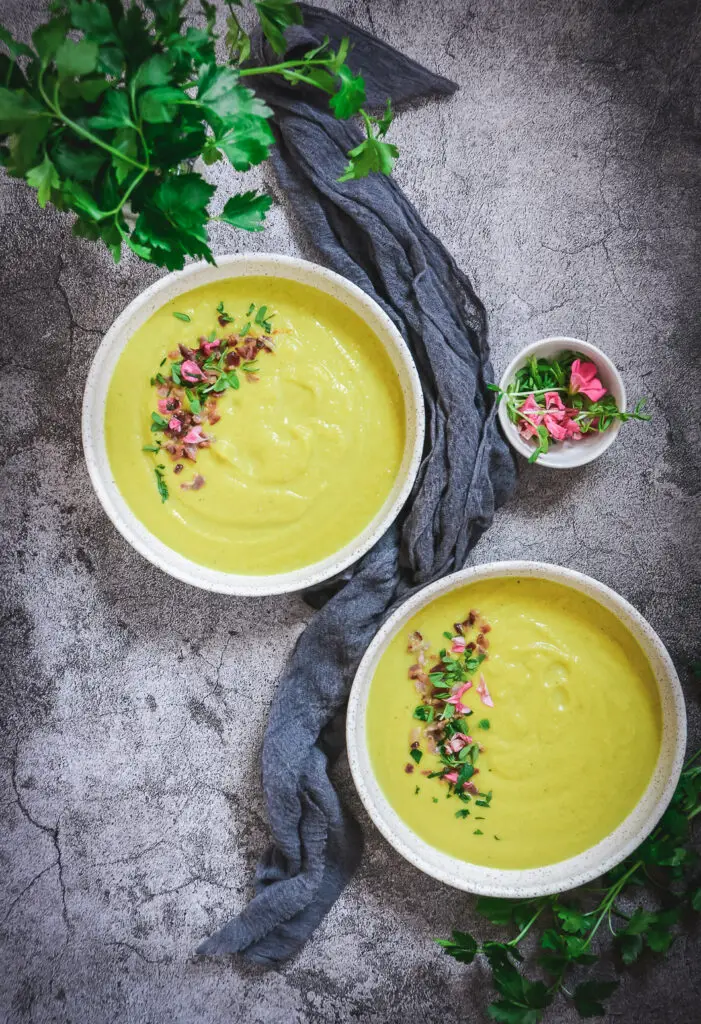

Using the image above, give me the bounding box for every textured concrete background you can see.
[1,1,699,1022]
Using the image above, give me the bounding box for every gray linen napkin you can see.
[196,4,516,964]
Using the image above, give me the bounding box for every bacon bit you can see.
[444,733,470,754]
[476,673,494,708]
[479,636,490,650]
[467,610,478,627]
[465,642,476,652]
[182,425,206,446]
[404,764,414,774]
[179,343,196,360]
[407,630,424,653]
[181,473,206,491]
[217,315,229,327]
[410,740,420,750]
[181,360,207,383]
[238,341,258,361]
[174,464,184,474]
[156,386,169,398]
[184,445,198,461]
[420,769,432,776]
[453,621,465,636]
[257,336,274,353]
[451,636,466,654]
[245,373,260,383]
[168,350,179,360]
[481,623,492,634]
[225,349,241,368]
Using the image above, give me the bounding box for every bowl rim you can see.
[82,253,425,596]
[497,336,627,469]
[346,560,686,897]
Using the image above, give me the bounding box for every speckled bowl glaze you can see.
[346,561,686,897]
[497,337,626,469]
[82,254,425,596]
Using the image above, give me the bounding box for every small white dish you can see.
[497,336,626,469]
[82,254,425,596]
[346,561,686,898]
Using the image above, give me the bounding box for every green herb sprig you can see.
[0,0,398,270]
[436,746,701,1022]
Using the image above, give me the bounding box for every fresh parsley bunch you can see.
[437,737,701,1022]
[0,0,397,269]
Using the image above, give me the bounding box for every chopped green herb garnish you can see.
[239,321,251,336]
[455,809,470,819]
[414,785,420,795]
[478,719,491,730]
[216,301,234,324]
[473,829,483,835]
[151,412,169,432]
[154,466,168,503]
[254,304,275,332]
[432,798,438,804]
[173,312,191,322]
[159,357,167,367]
[246,303,256,315]
[410,748,423,765]
[142,444,161,453]
[185,389,202,414]
[171,362,182,385]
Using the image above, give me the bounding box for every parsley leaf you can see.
[329,66,366,119]
[219,191,272,232]
[339,135,399,182]
[435,930,477,965]
[26,154,60,208]
[571,980,618,1018]
[254,0,303,55]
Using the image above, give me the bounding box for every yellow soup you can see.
[105,277,406,575]
[367,577,661,869]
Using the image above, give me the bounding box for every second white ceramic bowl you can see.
[497,336,626,469]
[82,254,425,596]
[346,561,685,898]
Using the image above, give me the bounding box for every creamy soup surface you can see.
[105,277,406,575]
[367,577,662,870]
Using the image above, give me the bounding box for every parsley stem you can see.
[37,65,148,172]
[581,861,641,951]
[238,57,338,78]
[507,903,549,947]
[507,387,569,398]
[683,746,701,769]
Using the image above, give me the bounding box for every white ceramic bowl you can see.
[346,561,686,897]
[497,337,626,468]
[82,254,425,596]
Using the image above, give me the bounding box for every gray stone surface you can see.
[1,0,699,1021]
